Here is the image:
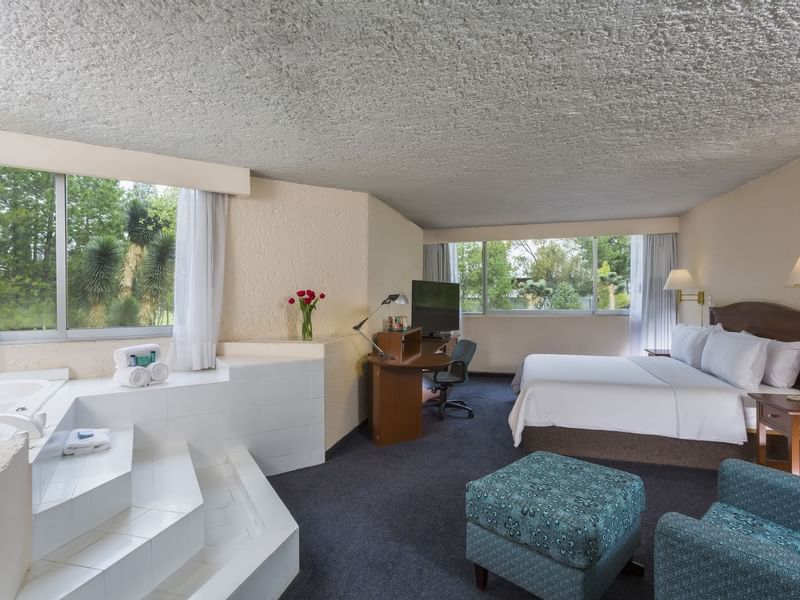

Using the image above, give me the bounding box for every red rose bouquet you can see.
[288,289,326,340]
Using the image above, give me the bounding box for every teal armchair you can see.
[655,459,800,599]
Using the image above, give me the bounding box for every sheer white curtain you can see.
[628,235,644,355]
[168,189,228,371]
[423,243,454,282]
[630,233,677,355]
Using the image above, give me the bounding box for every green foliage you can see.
[82,235,123,303]
[0,166,177,332]
[517,278,552,309]
[456,242,483,313]
[108,296,141,326]
[486,241,515,309]
[548,282,582,309]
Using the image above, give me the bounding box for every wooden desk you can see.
[368,332,451,446]
[750,393,800,475]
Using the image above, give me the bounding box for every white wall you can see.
[463,315,630,373]
[679,157,800,324]
[0,437,31,599]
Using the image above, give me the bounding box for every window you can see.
[454,235,633,315]
[0,165,177,340]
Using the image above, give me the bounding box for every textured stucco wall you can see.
[366,194,423,334]
[463,315,630,373]
[0,338,171,379]
[221,178,422,448]
[0,437,31,600]
[678,157,800,325]
[220,177,370,341]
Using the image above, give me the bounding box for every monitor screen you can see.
[411,280,460,335]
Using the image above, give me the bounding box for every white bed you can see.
[509,354,797,448]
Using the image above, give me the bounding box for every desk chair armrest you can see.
[433,360,467,385]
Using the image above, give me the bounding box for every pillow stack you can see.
[671,323,800,390]
[700,329,769,390]
[671,323,717,369]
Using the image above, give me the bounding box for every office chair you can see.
[423,339,478,420]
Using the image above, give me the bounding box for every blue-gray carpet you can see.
[270,375,718,599]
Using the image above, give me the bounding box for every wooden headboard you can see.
[709,302,800,343]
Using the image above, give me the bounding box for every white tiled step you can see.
[32,428,134,559]
[18,442,204,600]
[147,449,299,600]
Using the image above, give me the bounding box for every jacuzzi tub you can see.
[0,379,64,416]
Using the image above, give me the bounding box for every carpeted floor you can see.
[270,375,718,600]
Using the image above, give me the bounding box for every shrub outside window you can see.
[455,236,632,315]
[0,165,177,341]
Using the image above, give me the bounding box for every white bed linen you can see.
[508,354,751,447]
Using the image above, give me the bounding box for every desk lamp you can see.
[352,293,408,359]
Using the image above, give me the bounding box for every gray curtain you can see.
[637,233,677,352]
[423,243,453,282]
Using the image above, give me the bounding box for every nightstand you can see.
[749,393,800,475]
[644,348,671,357]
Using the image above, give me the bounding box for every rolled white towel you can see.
[63,428,111,456]
[113,343,161,369]
[147,361,170,383]
[113,366,151,388]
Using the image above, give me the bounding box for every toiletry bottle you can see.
[129,354,137,367]
[150,350,156,364]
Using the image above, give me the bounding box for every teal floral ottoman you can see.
[466,452,645,599]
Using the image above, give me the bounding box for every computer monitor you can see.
[411,280,460,336]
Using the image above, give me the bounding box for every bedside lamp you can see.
[786,257,800,288]
[664,269,705,323]
[352,293,409,359]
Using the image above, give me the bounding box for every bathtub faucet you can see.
[0,412,46,439]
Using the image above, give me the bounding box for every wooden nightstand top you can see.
[749,393,800,415]
[644,348,671,357]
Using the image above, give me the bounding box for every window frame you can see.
[0,170,173,343]
[456,237,633,317]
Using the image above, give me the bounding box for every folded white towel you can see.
[147,361,170,383]
[63,428,111,456]
[113,366,151,388]
[113,343,161,369]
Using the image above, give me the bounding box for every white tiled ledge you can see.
[144,449,299,600]
[19,442,204,600]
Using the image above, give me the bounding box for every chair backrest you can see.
[451,339,477,384]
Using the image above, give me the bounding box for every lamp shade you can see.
[393,293,409,304]
[787,257,800,287]
[664,269,700,290]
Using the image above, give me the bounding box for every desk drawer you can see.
[760,404,791,433]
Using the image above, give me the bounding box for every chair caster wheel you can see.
[468,412,474,418]
[437,414,444,421]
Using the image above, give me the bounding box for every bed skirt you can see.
[521,426,758,470]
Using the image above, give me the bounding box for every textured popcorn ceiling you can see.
[2,1,800,228]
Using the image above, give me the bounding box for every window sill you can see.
[0,326,172,344]
[462,312,630,318]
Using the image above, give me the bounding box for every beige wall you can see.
[424,216,679,244]
[463,315,630,373]
[366,194,423,334]
[0,130,250,195]
[0,337,170,379]
[220,177,370,341]
[678,157,800,325]
[220,178,422,448]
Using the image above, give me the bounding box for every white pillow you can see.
[700,329,769,390]
[741,332,800,388]
[671,324,716,369]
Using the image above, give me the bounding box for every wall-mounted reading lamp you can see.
[664,269,705,323]
[352,293,409,359]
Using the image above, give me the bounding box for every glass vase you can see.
[301,312,313,341]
